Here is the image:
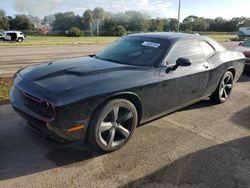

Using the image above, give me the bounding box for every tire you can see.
[210,71,234,104]
[17,38,23,43]
[87,99,138,152]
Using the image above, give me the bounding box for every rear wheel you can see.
[87,99,138,152]
[210,71,234,103]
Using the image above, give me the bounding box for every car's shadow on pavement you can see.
[0,115,102,180]
[121,136,250,188]
[122,102,250,188]
[231,105,250,129]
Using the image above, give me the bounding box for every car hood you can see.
[15,57,154,105]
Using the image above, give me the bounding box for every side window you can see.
[166,40,206,64]
[200,41,215,58]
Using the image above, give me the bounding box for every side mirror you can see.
[165,58,192,73]
[176,57,192,67]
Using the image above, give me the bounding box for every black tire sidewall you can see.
[88,99,138,152]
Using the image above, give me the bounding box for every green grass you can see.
[0,33,238,46]
[0,36,119,46]
[0,78,12,104]
[203,34,237,42]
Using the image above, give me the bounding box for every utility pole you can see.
[177,0,181,32]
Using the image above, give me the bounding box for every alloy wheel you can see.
[219,74,233,100]
[98,106,134,148]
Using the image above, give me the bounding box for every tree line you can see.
[1,8,250,36]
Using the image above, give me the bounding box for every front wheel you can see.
[17,38,23,43]
[210,71,234,104]
[87,99,138,152]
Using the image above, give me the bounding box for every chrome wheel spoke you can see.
[111,107,119,122]
[223,89,228,98]
[108,128,116,147]
[225,76,231,83]
[117,124,130,138]
[225,84,232,89]
[99,122,112,133]
[219,88,224,97]
[117,111,133,124]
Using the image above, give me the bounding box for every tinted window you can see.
[200,41,215,57]
[166,40,206,64]
[96,37,170,67]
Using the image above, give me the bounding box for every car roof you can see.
[126,32,205,42]
[125,32,226,51]
[5,31,22,33]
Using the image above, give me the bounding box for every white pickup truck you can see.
[2,31,26,42]
[238,27,250,40]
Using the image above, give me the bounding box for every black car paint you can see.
[10,33,245,141]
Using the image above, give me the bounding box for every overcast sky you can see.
[1,0,250,20]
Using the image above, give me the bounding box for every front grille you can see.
[18,89,55,119]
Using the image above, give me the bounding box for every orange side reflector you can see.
[67,125,85,133]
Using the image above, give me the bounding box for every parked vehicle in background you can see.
[234,38,250,70]
[0,32,4,41]
[238,27,250,40]
[4,31,26,42]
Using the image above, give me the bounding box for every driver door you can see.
[157,40,213,114]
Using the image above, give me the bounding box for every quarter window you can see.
[200,41,215,57]
[166,40,206,64]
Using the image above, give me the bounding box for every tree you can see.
[9,15,34,30]
[93,7,104,36]
[163,18,178,31]
[83,9,93,36]
[115,11,149,32]
[0,9,9,30]
[102,18,118,36]
[181,15,209,31]
[209,17,227,31]
[149,19,163,32]
[114,25,127,36]
[68,27,82,37]
[53,12,82,31]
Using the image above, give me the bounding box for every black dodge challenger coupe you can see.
[10,33,245,152]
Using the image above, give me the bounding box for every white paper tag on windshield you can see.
[142,41,161,48]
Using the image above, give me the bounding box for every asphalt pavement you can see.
[0,73,250,187]
[0,41,249,188]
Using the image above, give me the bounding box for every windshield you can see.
[242,39,250,47]
[95,37,169,67]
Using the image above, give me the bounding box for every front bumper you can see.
[10,86,89,141]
